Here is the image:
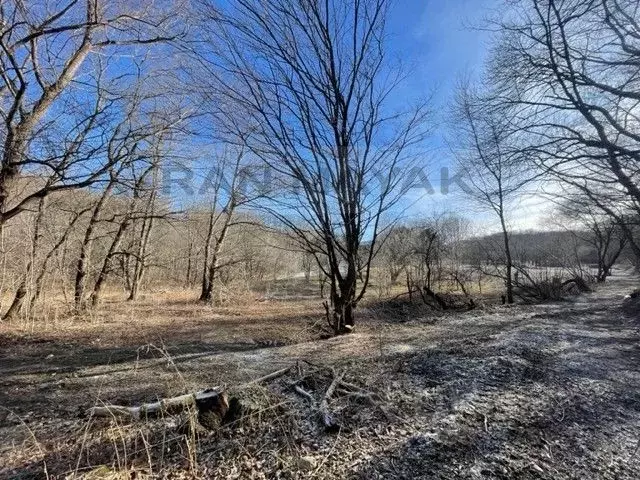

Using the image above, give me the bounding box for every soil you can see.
[1,272,639,479]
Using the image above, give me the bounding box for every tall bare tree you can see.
[197,0,429,333]
[490,0,640,261]
[451,84,530,304]
[199,146,255,304]
[73,96,183,310]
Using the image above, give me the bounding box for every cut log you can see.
[88,389,226,421]
[86,366,294,427]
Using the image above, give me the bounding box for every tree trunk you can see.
[328,257,357,334]
[200,209,217,303]
[75,180,115,311]
[200,240,225,304]
[128,172,157,301]
[128,215,155,301]
[200,254,217,303]
[596,239,626,283]
[3,283,27,321]
[500,212,514,304]
[3,198,46,320]
[186,239,194,288]
[122,254,133,293]
[90,215,131,307]
[29,209,87,312]
[331,294,356,335]
[200,206,233,304]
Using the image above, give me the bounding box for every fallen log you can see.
[88,388,226,421]
[87,365,293,427]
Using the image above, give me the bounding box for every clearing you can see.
[1,272,639,479]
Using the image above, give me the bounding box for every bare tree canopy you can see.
[489,0,640,255]
[0,0,182,224]
[450,82,534,303]
[194,0,430,332]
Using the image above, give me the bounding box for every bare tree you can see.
[2,198,46,320]
[301,251,314,283]
[399,214,474,309]
[199,147,254,304]
[557,191,628,282]
[73,98,182,310]
[405,223,447,308]
[490,0,640,261]
[125,139,169,301]
[29,202,92,313]
[74,160,123,311]
[73,110,147,310]
[197,0,429,333]
[451,84,530,304]
[379,226,414,285]
[0,0,180,226]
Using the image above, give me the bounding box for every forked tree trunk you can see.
[327,257,357,334]
[199,250,219,303]
[128,213,155,301]
[128,168,158,301]
[85,162,155,308]
[200,203,234,304]
[595,231,626,283]
[199,225,229,303]
[90,209,133,307]
[30,214,82,312]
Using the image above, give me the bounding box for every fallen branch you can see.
[240,365,292,387]
[339,380,383,399]
[320,369,344,431]
[293,385,315,403]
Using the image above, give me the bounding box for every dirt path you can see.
[1,273,639,478]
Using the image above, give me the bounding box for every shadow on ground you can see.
[356,301,640,479]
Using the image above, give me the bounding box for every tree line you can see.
[0,0,638,333]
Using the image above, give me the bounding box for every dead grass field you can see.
[1,273,639,479]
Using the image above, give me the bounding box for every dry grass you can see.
[2,274,639,478]
[0,286,325,348]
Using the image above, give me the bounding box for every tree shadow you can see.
[355,305,640,479]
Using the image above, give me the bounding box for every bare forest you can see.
[1,1,640,478]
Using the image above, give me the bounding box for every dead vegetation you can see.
[1,273,640,479]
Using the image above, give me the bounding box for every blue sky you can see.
[385,0,501,223]
[380,0,550,231]
[387,0,494,101]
